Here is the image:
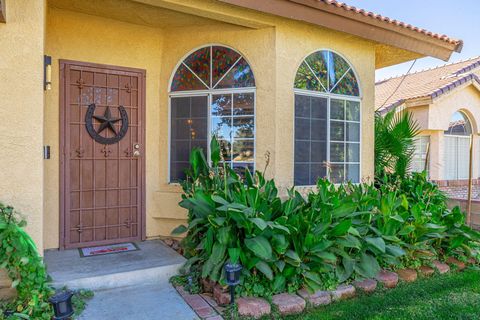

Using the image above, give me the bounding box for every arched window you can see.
[444,111,472,180]
[294,50,361,185]
[169,45,255,182]
[444,111,472,136]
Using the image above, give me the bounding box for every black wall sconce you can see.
[44,55,52,91]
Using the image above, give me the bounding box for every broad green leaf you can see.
[355,252,380,278]
[285,250,301,263]
[275,260,286,272]
[245,236,273,260]
[331,220,352,236]
[171,224,187,235]
[331,202,357,218]
[228,248,241,264]
[304,271,322,285]
[365,237,386,253]
[202,243,226,278]
[210,136,221,166]
[313,251,336,263]
[271,234,288,254]
[250,218,267,231]
[272,275,286,293]
[213,217,226,226]
[255,261,273,280]
[385,244,405,257]
[212,195,230,206]
[348,226,360,237]
[217,226,231,245]
[310,240,333,252]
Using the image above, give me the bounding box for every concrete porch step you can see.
[44,240,186,291]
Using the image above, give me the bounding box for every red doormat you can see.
[79,243,139,257]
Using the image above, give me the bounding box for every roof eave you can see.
[218,0,462,61]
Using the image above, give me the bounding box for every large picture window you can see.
[294,50,361,185]
[169,45,255,182]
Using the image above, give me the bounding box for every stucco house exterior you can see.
[376,57,480,199]
[0,0,461,252]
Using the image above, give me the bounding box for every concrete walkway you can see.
[44,240,198,319]
[79,283,198,320]
[44,240,185,290]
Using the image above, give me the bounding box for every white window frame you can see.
[168,45,256,183]
[292,49,362,187]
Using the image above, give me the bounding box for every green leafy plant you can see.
[0,203,54,319]
[173,137,480,299]
[375,109,419,178]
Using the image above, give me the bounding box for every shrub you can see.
[174,138,480,297]
[0,203,54,319]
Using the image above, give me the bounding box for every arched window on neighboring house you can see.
[169,45,256,182]
[293,50,361,185]
[444,111,472,180]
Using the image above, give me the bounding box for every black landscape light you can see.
[224,262,242,304]
[49,290,74,320]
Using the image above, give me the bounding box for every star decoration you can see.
[93,106,122,135]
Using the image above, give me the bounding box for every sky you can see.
[344,0,480,81]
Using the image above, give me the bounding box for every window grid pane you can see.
[294,95,360,186]
[294,95,328,186]
[170,96,208,181]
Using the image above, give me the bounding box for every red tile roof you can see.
[318,0,462,46]
[375,57,480,112]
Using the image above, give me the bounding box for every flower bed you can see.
[171,139,480,318]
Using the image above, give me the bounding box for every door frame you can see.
[59,59,147,249]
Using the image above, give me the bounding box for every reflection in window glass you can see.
[170,96,208,181]
[170,46,255,182]
[294,50,360,185]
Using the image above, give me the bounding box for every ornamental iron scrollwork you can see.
[85,103,129,145]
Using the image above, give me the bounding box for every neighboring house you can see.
[376,57,480,199]
[0,0,461,252]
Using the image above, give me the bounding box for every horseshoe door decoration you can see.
[85,103,129,145]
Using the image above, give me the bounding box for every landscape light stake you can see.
[49,290,74,320]
[224,262,242,305]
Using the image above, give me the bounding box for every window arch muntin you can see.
[294,49,361,97]
[293,49,361,186]
[169,44,256,93]
[445,111,472,136]
[168,45,256,182]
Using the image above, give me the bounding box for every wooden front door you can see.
[60,61,146,249]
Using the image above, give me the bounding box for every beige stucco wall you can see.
[0,0,46,252]
[274,21,375,186]
[45,7,164,249]
[412,84,480,181]
[43,4,376,248]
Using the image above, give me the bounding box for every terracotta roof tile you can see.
[317,0,461,45]
[375,57,480,112]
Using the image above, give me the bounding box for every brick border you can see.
[174,258,478,318]
[174,286,225,320]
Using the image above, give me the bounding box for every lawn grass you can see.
[286,269,480,320]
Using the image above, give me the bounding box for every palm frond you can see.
[374,109,419,178]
